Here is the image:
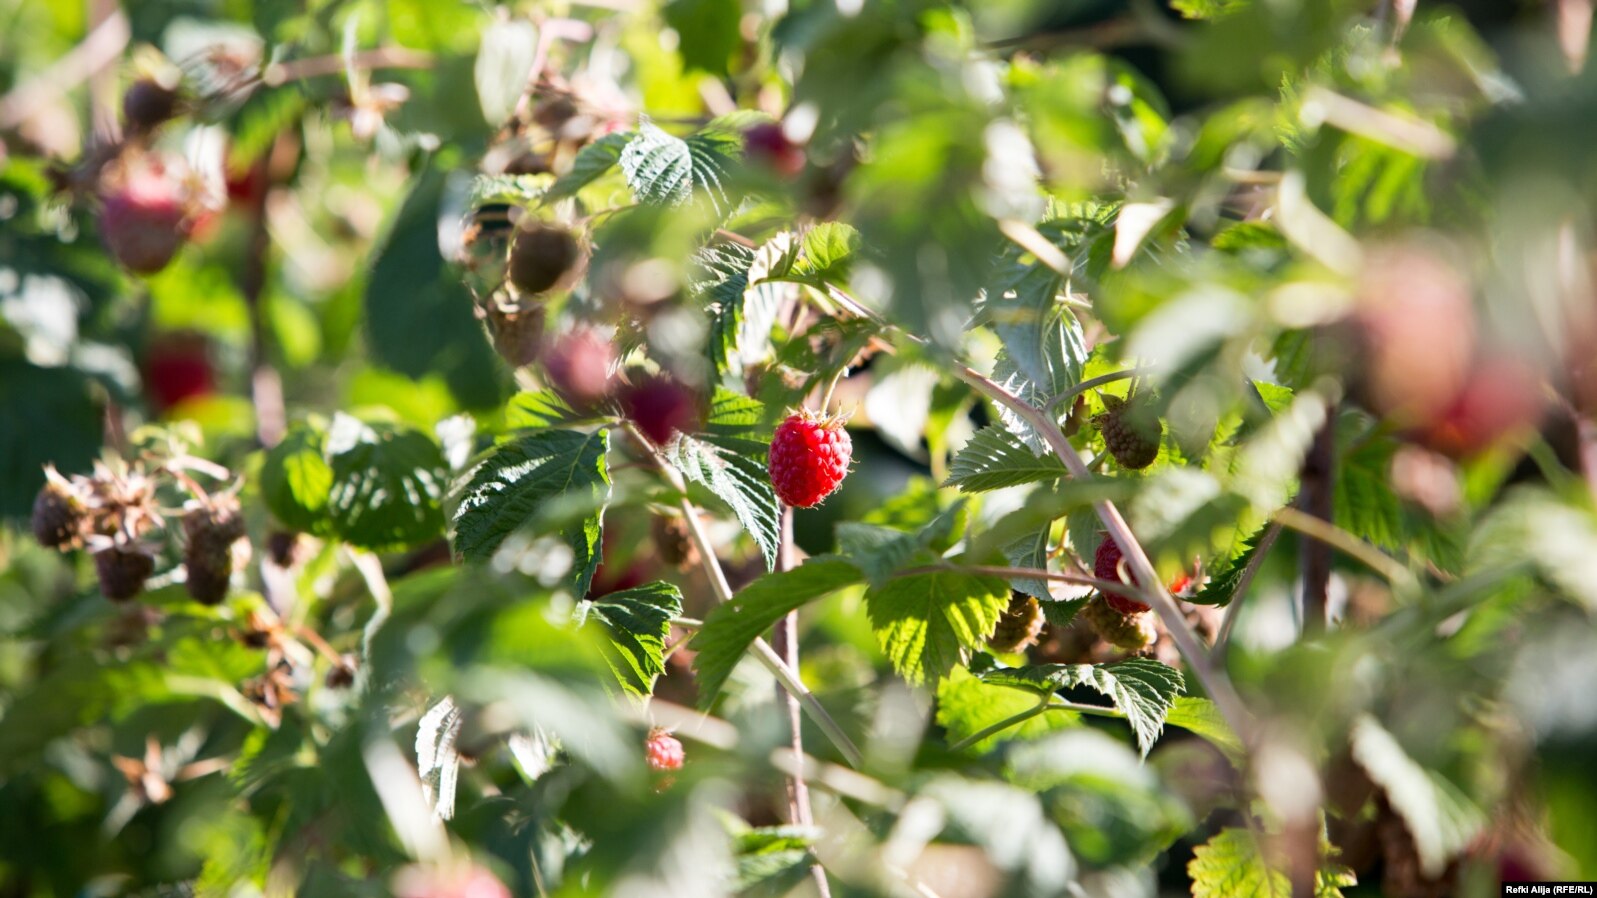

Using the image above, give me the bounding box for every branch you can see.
[1271,505,1412,588]
[621,424,865,768]
[0,8,129,130]
[1213,521,1283,660]
[772,507,830,896]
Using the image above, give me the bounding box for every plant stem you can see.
[948,699,1050,753]
[621,423,865,768]
[773,509,830,898]
[1044,367,1153,413]
[1299,412,1337,636]
[1271,505,1412,588]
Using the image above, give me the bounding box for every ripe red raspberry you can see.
[768,411,852,508]
[99,154,195,274]
[144,332,215,412]
[645,728,684,771]
[1094,536,1150,615]
[542,327,617,408]
[1094,393,1162,470]
[743,122,806,177]
[621,374,702,445]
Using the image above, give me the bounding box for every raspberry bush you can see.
[3,2,1597,896]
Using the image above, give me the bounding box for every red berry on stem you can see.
[645,728,684,771]
[100,153,200,274]
[144,332,215,411]
[1094,536,1150,615]
[768,411,852,508]
[621,375,701,445]
[542,328,617,408]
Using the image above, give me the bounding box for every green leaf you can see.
[663,0,741,74]
[945,426,1068,492]
[1350,715,1484,879]
[795,222,860,284]
[691,242,769,380]
[325,415,449,551]
[866,569,1010,685]
[1189,526,1269,606]
[0,362,102,520]
[704,388,766,434]
[936,667,1075,753]
[546,131,631,202]
[451,428,612,596]
[1003,530,1056,605]
[1189,827,1354,898]
[466,173,550,208]
[689,558,862,706]
[835,522,926,585]
[578,581,684,696]
[980,658,1185,756]
[1171,0,1250,18]
[666,434,781,571]
[1164,697,1244,761]
[475,18,539,125]
[506,389,592,430]
[621,121,694,206]
[733,825,815,896]
[260,423,334,534]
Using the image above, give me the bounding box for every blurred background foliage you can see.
[3,0,1597,896]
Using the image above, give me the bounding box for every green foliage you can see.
[1189,827,1355,898]
[982,658,1186,756]
[325,415,449,550]
[577,581,684,696]
[865,568,1009,685]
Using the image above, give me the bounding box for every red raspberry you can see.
[542,327,617,408]
[100,154,194,274]
[645,728,684,771]
[768,411,852,508]
[1094,536,1150,615]
[621,374,702,445]
[743,122,806,178]
[144,332,215,412]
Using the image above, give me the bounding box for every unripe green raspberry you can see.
[1095,393,1162,470]
[989,592,1045,654]
[1081,595,1156,652]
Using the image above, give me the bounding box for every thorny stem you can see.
[621,423,866,768]
[823,284,1257,748]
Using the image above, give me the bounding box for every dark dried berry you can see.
[182,498,247,605]
[266,530,302,568]
[1095,393,1162,470]
[32,473,85,549]
[989,592,1045,654]
[123,78,180,133]
[95,547,155,602]
[651,514,700,571]
[1081,595,1156,652]
[508,222,582,295]
[325,655,358,689]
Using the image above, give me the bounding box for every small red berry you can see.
[393,863,512,898]
[1094,537,1150,615]
[542,328,617,408]
[144,332,215,411]
[768,411,852,508]
[645,728,684,772]
[100,153,197,274]
[743,122,806,177]
[621,374,702,445]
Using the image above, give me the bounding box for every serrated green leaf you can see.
[621,121,693,206]
[946,426,1068,492]
[325,414,448,551]
[1164,696,1244,761]
[1190,526,1270,606]
[980,658,1185,756]
[260,423,334,534]
[506,389,592,430]
[936,667,1075,753]
[1189,827,1353,898]
[1003,530,1056,604]
[867,570,1010,685]
[705,388,766,434]
[836,522,926,585]
[546,131,631,201]
[667,433,780,570]
[795,222,860,283]
[467,173,551,208]
[451,429,611,596]
[692,241,778,381]
[690,558,862,706]
[578,581,683,696]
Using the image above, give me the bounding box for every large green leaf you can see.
[945,426,1068,492]
[450,428,612,596]
[578,581,684,696]
[981,658,1185,756]
[260,423,334,535]
[936,667,1076,754]
[1189,827,1355,898]
[689,558,862,706]
[666,433,780,571]
[663,0,741,74]
[0,362,102,520]
[546,132,631,202]
[325,414,449,551]
[866,569,1010,685]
